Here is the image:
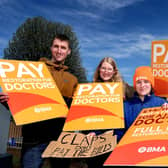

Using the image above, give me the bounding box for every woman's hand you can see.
[0,92,9,102]
[87,132,96,137]
[161,102,168,110]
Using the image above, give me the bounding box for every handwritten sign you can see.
[42,131,116,158]
[63,82,124,131]
[151,40,168,97]
[0,59,68,125]
[104,107,168,166]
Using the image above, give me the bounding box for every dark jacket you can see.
[114,93,167,142]
[22,58,78,148]
[123,82,134,100]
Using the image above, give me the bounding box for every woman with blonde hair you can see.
[84,57,134,168]
[93,57,134,100]
[93,57,122,82]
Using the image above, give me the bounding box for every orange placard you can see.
[151,40,168,97]
[0,59,68,125]
[104,107,168,166]
[63,82,124,131]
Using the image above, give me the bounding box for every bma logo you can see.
[138,146,166,153]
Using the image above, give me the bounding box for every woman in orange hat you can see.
[115,66,168,142]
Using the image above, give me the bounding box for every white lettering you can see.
[153,44,165,63]
[0,62,15,78]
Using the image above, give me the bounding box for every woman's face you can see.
[99,62,114,82]
[136,79,151,96]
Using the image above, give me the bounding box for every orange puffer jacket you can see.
[40,57,78,97]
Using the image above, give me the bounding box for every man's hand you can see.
[0,92,9,102]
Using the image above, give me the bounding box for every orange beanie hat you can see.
[133,66,154,89]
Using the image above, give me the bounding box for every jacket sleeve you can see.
[114,128,126,143]
[73,77,78,95]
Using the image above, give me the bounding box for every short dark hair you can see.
[52,34,71,49]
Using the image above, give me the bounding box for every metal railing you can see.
[7,121,23,149]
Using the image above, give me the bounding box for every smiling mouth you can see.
[139,89,149,93]
[56,54,62,57]
[103,76,110,78]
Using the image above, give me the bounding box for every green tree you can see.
[4,16,87,83]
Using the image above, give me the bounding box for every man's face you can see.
[50,38,71,63]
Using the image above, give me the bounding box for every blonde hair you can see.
[93,57,123,82]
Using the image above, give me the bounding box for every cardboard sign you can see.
[42,131,116,158]
[104,107,168,166]
[0,59,68,125]
[151,40,168,97]
[63,82,124,131]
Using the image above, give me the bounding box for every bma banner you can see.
[152,40,168,97]
[42,131,117,158]
[104,107,168,166]
[0,59,68,125]
[63,82,124,131]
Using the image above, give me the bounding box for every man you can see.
[21,34,78,168]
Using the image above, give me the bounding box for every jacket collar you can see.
[133,92,155,103]
[45,60,68,70]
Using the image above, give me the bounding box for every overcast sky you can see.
[0,0,168,85]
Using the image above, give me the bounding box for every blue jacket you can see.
[114,93,167,142]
